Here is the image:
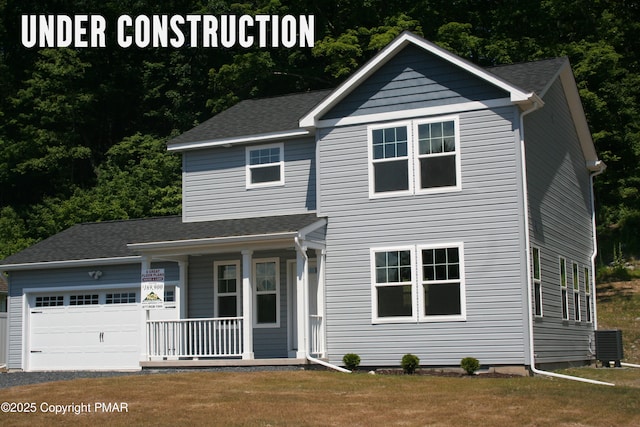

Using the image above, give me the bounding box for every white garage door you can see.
[28,290,142,371]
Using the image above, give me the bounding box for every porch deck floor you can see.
[140,358,311,369]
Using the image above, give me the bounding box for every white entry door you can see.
[28,290,141,371]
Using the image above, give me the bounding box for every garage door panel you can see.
[28,291,142,371]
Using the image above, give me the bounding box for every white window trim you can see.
[417,242,466,322]
[532,246,543,317]
[572,262,581,322]
[245,142,284,189]
[584,266,592,323]
[370,243,466,324]
[213,260,241,318]
[367,115,462,199]
[370,245,417,324]
[253,257,280,328]
[413,116,462,195]
[367,120,414,199]
[560,256,569,320]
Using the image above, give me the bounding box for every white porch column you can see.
[140,256,151,361]
[296,244,308,359]
[316,249,326,357]
[177,257,188,319]
[241,250,254,360]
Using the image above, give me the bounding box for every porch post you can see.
[295,245,308,359]
[177,257,188,319]
[316,249,326,357]
[140,256,151,361]
[241,250,254,359]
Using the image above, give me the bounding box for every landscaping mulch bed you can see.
[363,368,522,378]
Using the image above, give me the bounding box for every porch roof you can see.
[0,213,325,270]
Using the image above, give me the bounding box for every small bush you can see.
[401,354,420,374]
[461,357,480,375]
[342,353,361,371]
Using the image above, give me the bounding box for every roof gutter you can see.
[518,101,614,386]
[0,256,142,272]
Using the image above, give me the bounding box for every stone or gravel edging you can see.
[0,366,304,389]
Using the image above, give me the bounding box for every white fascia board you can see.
[299,31,535,127]
[297,218,327,239]
[0,256,142,272]
[127,232,298,252]
[557,64,605,171]
[167,129,311,152]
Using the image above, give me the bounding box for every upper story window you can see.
[368,116,460,198]
[246,143,284,188]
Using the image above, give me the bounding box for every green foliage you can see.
[342,353,361,371]
[401,354,420,374]
[1,0,640,265]
[460,357,480,375]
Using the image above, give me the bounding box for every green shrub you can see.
[342,353,361,371]
[460,357,480,375]
[401,354,420,374]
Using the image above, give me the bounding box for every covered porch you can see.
[128,214,327,365]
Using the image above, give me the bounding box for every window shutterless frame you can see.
[245,142,284,189]
[370,246,417,323]
[253,257,280,328]
[584,266,592,323]
[532,246,543,317]
[367,121,413,198]
[413,116,462,194]
[418,242,466,322]
[214,261,241,318]
[560,257,569,320]
[572,262,580,322]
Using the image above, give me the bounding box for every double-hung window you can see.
[532,247,543,317]
[584,266,592,322]
[572,262,580,321]
[369,116,460,197]
[253,258,280,327]
[416,120,458,189]
[246,143,284,188]
[560,257,569,320]
[371,243,466,323]
[419,244,465,320]
[214,261,240,317]
[373,248,414,319]
[371,125,411,194]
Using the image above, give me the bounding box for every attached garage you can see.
[27,289,142,371]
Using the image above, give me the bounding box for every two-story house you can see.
[0,32,605,373]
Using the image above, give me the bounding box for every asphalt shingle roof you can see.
[168,58,566,147]
[167,90,332,148]
[0,213,322,266]
[486,57,568,96]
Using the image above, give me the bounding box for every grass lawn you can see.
[1,369,639,426]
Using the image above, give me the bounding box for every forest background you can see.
[1,0,639,271]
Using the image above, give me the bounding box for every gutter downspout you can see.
[294,236,351,373]
[519,102,614,386]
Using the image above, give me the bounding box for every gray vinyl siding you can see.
[323,45,508,120]
[525,78,596,365]
[317,106,529,367]
[187,250,295,358]
[6,262,180,370]
[182,137,316,222]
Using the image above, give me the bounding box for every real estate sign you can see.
[141,268,164,309]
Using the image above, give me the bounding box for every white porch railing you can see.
[310,314,324,357]
[147,317,243,359]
